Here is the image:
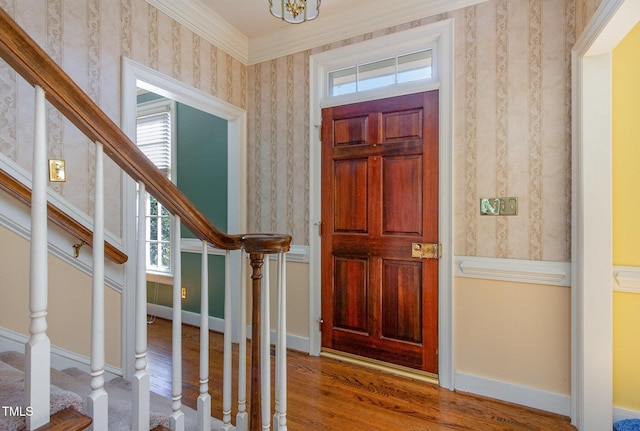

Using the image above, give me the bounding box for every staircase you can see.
[0,6,291,431]
[0,351,225,431]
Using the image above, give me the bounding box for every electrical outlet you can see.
[181,287,187,299]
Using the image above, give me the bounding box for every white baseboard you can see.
[148,303,310,353]
[614,406,640,423]
[147,303,226,334]
[0,327,122,381]
[454,372,571,417]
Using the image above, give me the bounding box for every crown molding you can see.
[248,0,489,64]
[147,0,489,66]
[146,0,249,64]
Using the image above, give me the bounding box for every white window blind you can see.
[136,97,175,274]
[136,109,171,176]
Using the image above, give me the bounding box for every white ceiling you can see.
[198,0,363,38]
[147,0,489,64]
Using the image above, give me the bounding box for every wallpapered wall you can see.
[247,0,603,262]
[0,0,604,259]
[0,0,246,237]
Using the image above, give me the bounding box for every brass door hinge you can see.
[411,243,442,259]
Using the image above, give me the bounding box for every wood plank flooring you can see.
[146,318,577,431]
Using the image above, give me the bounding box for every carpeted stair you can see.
[0,351,225,431]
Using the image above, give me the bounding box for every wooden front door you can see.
[320,91,439,373]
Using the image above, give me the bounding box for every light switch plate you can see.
[48,159,66,182]
[480,197,518,216]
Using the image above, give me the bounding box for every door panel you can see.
[334,159,368,233]
[333,256,369,334]
[381,259,422,344]
[382,155,423,235]
[321,91,439,373]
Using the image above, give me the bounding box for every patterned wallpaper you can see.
[247,0,603,262]
[0,0,604,261]
[0,0,246,237]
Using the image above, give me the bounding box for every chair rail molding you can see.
[455,256,571,287]
[613,266,640,294]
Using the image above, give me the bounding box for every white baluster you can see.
[235,251,248,431]
[198,241,211,431]
[88,141,108,430]
[223,250,233,430]
[261,259,271,431]
[133,182,150,431]
[25,85,50,430]
[273,252,287,431]
[170,215,185,431]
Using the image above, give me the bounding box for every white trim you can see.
[145,0,248,64]
[0,327,122,381]
[148,304,310,353]
[312,23,448,109]
[455,372,571,417]
[146,0,490,65]
[121,57,248,375]
[572,0,640,429]
[308,18,455,390]
[249,0,488,65]
[0,178,124,294]
[614,406,640,423]
[455,256,571,287]
[613,266,640,293]
[147,303,226,334]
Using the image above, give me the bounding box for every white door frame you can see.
[120,57,247,378]
[308,19,455,390]
[572,0,640,429]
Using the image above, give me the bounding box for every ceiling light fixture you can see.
[269,0,320,24]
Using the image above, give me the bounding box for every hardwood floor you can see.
[146,318,577,431]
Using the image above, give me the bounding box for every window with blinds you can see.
[136,101,172,178]
[137,97,175,274]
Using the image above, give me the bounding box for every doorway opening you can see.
[120,58,247,378]
[309,19,454,388]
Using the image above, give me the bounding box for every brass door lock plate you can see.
[412,243,442,259]
[480,197,518,216]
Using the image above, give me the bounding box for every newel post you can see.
[241,234,291,431]
[248,252,265,431]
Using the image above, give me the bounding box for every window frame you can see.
[136,97,177,277]
[315,25,440,109]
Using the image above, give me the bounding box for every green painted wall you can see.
[176,103,228,235]
[141,93,228,319]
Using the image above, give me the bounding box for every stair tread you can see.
[1,351,226,430]
[33,407,92,431]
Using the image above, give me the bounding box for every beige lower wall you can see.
[264,259,309,339]
[0,219,572,398]
[0,226,122,368]
[454,276,571,395]
[269,258,572,398]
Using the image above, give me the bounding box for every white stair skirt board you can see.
[147,303,310,353]
[454,372,571,417]
[0,327,122,381]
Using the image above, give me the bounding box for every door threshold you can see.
[320,348,439,385]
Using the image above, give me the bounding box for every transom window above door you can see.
[329,49,433,96]
[313,23,446,108]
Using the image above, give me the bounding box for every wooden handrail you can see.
[0,169,128,264]
[0,7,291,253]
[0,10,291,431]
